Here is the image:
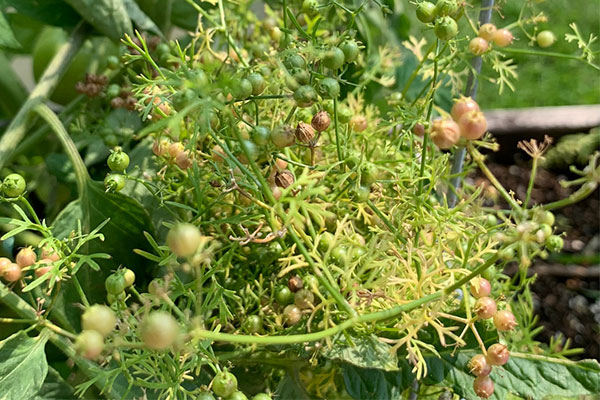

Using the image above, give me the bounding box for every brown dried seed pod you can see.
[311,111,331,132]
[86,84,102,97]
[412,123,425,137]
[75,81,87,94]
[168,142,185,158]
[288,275,304,292]
[110,97,125,109]
[125,97,137,111]
[274,170,295,188]
[295,122,315,144]
[175,151,193,169]
[152,139,169,156]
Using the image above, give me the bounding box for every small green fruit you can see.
[2,173,26,197]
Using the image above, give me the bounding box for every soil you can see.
[471,161,600,360]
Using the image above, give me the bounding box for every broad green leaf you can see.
[0,331,49,400]
[1,0,80,27]
[423,351,600,400]
[275,372,312,400]
[64,0,132,40]
[0,51,27,116]
[170,0,199,30]
[122,0,163,36]
[46,153,77,186]
[323,335,399,372]
[342,363,413,400]
[135,0,172,32]
[0,12,20,49]
[105,108,142,140]
[33,367,75,400]
[51,199,83,240]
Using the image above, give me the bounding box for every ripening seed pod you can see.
[430,119,460,149]
[458,110,488,140]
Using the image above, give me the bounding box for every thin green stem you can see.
[34,103,90,194]
[0,317,36,323]
[400,43,436,98]
[183,0,248,67]
[20,198,42,226]
[8,96,84,166]
[333,98,343,165]
[542,178,599,211]
[366,200,407,245]
[524,157,539,208]
[418,39,439,195]
[43,320,78,340]
[468,143,523,212]
[193,253,500,345]
[71,275,90,308]
[498,48,600,71]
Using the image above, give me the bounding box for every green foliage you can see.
[0,0,599,399]
[63,0,132,40]
[0,332,49,400]
[423,351,600,399]
[33,367,76,400]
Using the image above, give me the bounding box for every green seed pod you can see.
[107,149,130,171]
[293,85,318,108]
[103,173,126,192]
[317,77,340,98]
[251,126,271,146]
[2,173,26,197]
[339,40,360,63]
[323,47,345,70]
[416,2,437,23]
[546,235,564,252]
[247,73,266,96]
[302,0,319,16]
[435,0,458,16]
[434,17,458,41]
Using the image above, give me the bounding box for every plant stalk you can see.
[447,0,495,207]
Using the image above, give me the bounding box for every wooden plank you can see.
[485,104,600,135]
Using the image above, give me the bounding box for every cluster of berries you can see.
[469,23,514,56]
[0,246,60,283]
[107,84,137,111]
[278,42,358,109]
[152,138,194,170]
[415,0,461,41]
[208,370,272,400]
[103,148,130,192]
[75,73,108,97]
[271,274,319,326]
[469,277,517,398]
[418,96,487,149]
